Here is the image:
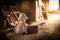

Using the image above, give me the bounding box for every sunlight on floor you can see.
[46,14,60,33]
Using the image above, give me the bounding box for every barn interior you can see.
[0,0,60,40]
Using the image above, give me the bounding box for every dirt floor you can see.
[1,14,60,40]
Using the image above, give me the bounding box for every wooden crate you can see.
[27,26,38,34]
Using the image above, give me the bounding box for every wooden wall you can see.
[14,0,36,24]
